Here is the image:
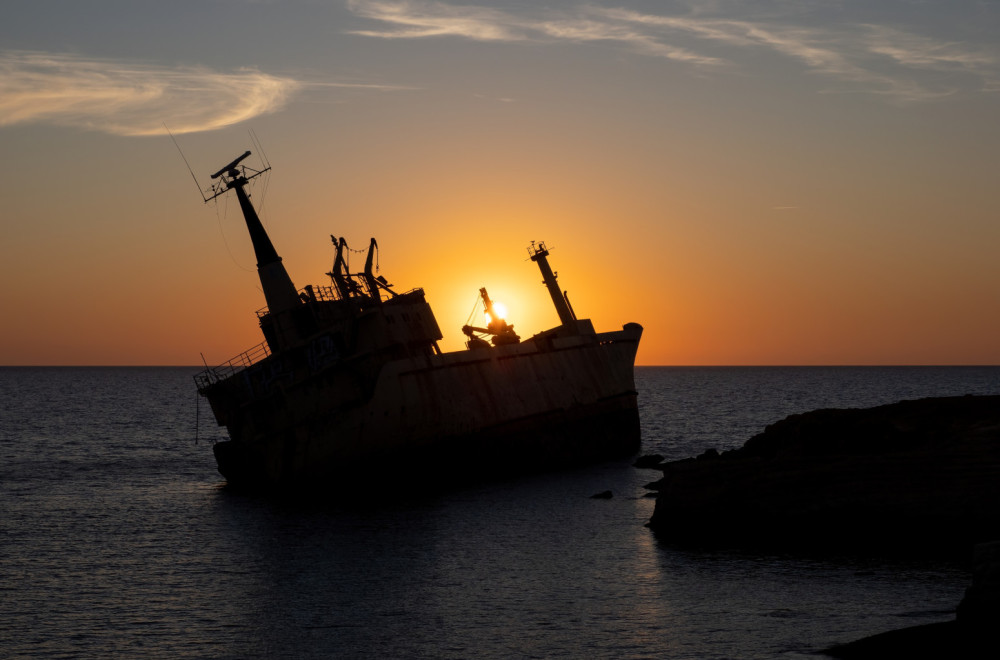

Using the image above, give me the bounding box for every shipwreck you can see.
[194,151,643,488]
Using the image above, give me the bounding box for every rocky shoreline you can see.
[823,540,1000,658]
[643,394,1000,556]
[638,394,1000,656]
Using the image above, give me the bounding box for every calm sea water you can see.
[3,366,999,659]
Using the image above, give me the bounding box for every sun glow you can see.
[486,301,508,323]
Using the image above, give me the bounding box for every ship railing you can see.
[255,284,340,318]
[250,283,426,320]
[194,341,271,389]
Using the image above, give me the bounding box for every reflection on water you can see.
[203,465,671,658]
[3,366,997,658]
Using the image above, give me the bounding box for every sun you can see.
[486,301,508,323]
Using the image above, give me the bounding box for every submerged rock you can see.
[633,454,665,469]
[648,395,1000,555]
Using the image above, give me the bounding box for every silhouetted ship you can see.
[194,152,643,488]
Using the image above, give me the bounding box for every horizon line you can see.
[3,364,1000,369]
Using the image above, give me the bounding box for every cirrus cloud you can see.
[345,1,1000,102]
[0,51,302,136]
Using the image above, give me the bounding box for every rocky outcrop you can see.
[823,540,1000,658]
[647,395,1000,555]
[957,540,1000,626]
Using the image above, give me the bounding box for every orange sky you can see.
[2,2,999,366]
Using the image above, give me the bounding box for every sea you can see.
[3,366,999,659]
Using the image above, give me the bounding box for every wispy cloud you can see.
[345,0,719,66]
[345,1,1000,101]
[599,11,950,101]
[347,0,521,40]
[0,51,302,136]
[860,24,997,72]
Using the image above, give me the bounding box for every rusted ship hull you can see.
[207,323,642,488]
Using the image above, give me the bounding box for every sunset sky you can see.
[2,0,999,366]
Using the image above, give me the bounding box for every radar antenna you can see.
[205,151,271,202]
[211,151,251,179]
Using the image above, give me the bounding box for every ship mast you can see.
[208,152,301,315]
[527,241,577,327]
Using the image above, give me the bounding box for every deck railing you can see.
[195,283,427,390]
[255,284,340,318]
[194,341,271,390]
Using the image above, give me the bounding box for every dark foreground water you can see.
[3,366,999,658]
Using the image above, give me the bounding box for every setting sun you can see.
[487,301,508,323]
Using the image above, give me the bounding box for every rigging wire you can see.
[248,130,272,215]
[214,193,255,273]
[465,293,482,327]
[250,129,272,169]
[253,168,271,218]
[164,123,208,202]
[194,390,200,445]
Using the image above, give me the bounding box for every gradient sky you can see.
[2,0,999,366]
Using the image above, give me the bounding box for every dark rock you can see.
[590,490,613,499]
[822,540,1000,658]
[696,447,719,460]
[957,540,1000,628]
[633,454,665,469]
[648,395,1000,555]
[823,621,966,659]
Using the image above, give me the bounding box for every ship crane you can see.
[462,287,520,348]
[326,236,398,302]
[326,236,360,298]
